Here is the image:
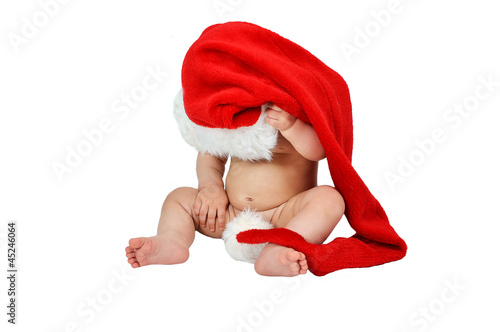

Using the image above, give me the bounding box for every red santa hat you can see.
[174,21,406,276]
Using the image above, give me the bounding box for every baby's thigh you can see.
[170,187,231,239]
[268,192,305,228]
[270,185,343,228]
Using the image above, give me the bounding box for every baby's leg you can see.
[254,185,345,276]
[126,187,223,268]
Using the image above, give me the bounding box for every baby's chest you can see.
[272,133,296,154]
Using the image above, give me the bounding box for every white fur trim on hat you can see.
[173,89,278,161]
[222,209,274,263]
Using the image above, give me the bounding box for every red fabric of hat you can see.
[181,21,406,276]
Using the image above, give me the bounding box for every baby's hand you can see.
[265,103,297,132]
[194,184,228,232]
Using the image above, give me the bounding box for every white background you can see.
[1,0,499,331]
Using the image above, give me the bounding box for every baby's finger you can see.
[207,208,217,232]
[217,209,226,231]
[265,115,278,127]
[267,103,283,112]
[265,109,281,120]
[193,197,202,216]
[198,202,208,227]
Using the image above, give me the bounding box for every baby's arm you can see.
[265,103,326,161]
[194,152,229,232]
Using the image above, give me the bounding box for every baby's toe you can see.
[298,253,308,273]
[299,261,308,274]
[284,249,302,262]
[128,237,146,249]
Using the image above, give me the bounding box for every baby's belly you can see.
[225,157,318,211]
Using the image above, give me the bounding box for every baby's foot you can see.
[125,235,189,268]
[254,244,308,277]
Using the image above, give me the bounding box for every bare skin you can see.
[126,103,345,276]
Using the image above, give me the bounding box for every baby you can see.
[125,103,345,277]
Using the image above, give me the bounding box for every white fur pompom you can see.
[222,209,274,263]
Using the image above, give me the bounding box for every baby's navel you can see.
[245,196,254,202]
